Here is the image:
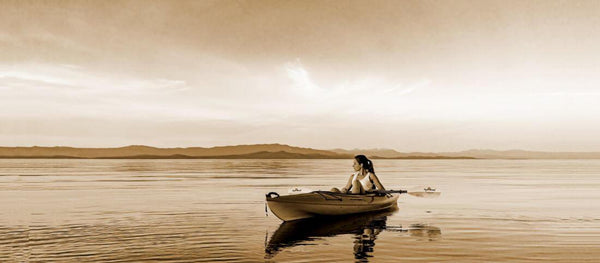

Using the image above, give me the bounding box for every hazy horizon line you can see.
[2,143,600,153]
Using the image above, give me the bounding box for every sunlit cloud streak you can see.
[281,60,428,118]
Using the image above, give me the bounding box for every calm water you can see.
[1,159,599,262]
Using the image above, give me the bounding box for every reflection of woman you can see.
[332,155,386,194]
[353,227,382,261]
[353,213,386,261]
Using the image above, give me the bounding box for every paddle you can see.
[381,188,441,198]
[285,186,441,198]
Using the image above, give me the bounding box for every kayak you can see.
[265,191,400,221]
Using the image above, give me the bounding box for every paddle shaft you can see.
[377,190,407,194]
[380,189,440,198]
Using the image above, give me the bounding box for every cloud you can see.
[281,61,427,118]
[0,63,222,120]
[284,60,322,97]
[0,63,188,93]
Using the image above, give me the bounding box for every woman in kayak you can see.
[331,155,386,194]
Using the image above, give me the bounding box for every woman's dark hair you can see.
[354,155,375,174]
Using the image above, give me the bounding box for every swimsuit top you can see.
[353,172,374,190]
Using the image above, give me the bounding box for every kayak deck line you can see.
[266,201,387,206]
[315,191,343,201]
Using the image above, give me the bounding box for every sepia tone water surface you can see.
[1,159,599,262]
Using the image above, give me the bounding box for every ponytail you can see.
[367,159,375,174]
[355,155,375,174]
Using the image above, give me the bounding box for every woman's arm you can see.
[370,173,386,191]
[341,174,354,193]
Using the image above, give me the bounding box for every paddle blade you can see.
[407,191,441,198]
[404,186,440,198]
[287,187,313,195]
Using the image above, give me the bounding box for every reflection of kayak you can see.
[266,191,400,221]
[265,208,396,259]
[265,207,442,260]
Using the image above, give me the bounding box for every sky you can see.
[1,0,600,151]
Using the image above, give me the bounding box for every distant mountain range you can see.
[332,148,600,159]
[0,144,599,159]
